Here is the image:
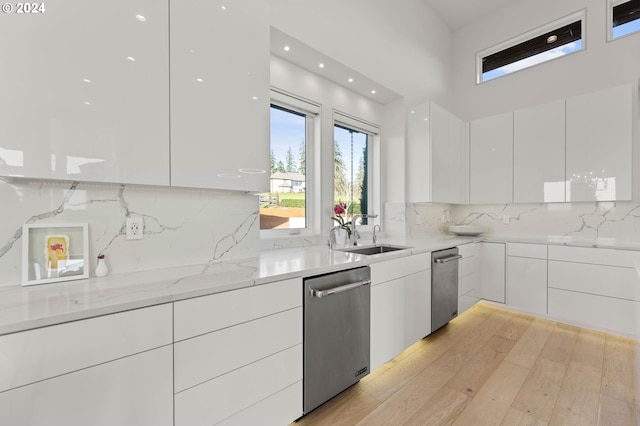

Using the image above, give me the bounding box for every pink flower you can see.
[333,203,346,215]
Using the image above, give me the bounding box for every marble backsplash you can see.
[408,201,640,243]
[0,180,260,287]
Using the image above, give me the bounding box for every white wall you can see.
[452,0,640,121]
[266,0,454,108]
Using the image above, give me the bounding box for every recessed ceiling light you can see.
[410,110,415,114]
[84,101,91,106]
[252,96,258,100]
[546,35,558,43]
[126,56,136,62]
[319,63,325,68]
[196,78,204,83]
[221,5,226,10]
[284,45,290,51]
[348,78,354,83]
[371,90,376,94]
[135,14,146,22]
[82,78,92,83]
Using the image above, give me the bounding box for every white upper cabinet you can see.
[431,104,469,204]
[513,100,566,203]
[565,85,633,202]
[469,112,513,204]
[170,0,270,192]
[0,0,170,185]
[406,102,469,204]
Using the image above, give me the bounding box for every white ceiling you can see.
[422,0,519,30]
[270,28,403,105]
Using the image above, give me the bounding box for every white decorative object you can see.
[448,225,486,236]
[95,255,108,277]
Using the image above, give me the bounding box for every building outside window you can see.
[609,0,640,40]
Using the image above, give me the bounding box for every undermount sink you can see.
[336,244,410,255]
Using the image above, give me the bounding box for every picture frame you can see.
[22,223,89,286]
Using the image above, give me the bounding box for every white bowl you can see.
[448,225,485,236]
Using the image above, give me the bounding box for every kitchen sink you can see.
[336,244,410,255]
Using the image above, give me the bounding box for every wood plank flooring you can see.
[294,302,640,426]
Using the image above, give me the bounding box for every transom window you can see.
[477,10,585,83]
[609,0,640,40]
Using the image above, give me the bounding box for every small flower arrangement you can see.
[332,202,352,237]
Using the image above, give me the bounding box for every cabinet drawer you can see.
[548,261,640,302]
[458,243,477,259]
[174,278,302,341]
[548,245,640,268]
[174,307,302,392]
[175,344,302,426]
[218,382,302,426]
[370,253,430,285]
[458,255,476,279]
[0,346,173,426]
[0,304,172,393]
[459,272,477,297]
[507,243,547,259]
[548,288,640,337]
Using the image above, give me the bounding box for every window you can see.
[609,0,640,40]
[260,91,318,234]
[333,113,378,228]
[477,10,585,83]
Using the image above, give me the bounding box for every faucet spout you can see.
[350,213,378,246]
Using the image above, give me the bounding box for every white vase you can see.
[95,255,108,277]
[335,228,349,247]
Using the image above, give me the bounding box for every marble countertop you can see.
[2,233,640,336]
[0,236,471,336]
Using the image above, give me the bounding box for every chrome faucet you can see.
[350,214,378,246]
[373,224,381,244]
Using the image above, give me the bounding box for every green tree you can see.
[277,160,286,173]
[359,144,369,225]
[298,139,306,175]
[270,149,276,174]
[286,147,297,172]
[334,140,347,200]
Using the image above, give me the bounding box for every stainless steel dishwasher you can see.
[431,247,461,332]
[303,266,371,414]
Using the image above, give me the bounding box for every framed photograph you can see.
[22,223,89,286]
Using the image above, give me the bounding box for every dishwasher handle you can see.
[311,279,371,298]
[434,254,462,264]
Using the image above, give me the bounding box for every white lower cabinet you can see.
[0,305,173,426]
[458,243,479,314]
[506,243,547,315]
[479,242,506,303]
[548,246,640,337]
[0,346,173,426]
[173,278,303,426]
[370,253,431,371]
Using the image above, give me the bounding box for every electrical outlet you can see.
[502,215,510,224]
[126,217,144,240]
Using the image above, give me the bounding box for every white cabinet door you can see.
[370,278,405,371]
[0,346,173,426]
[406,103,432,202]
[170,0,270,191]
[404,270,431,347]
[432,104,469,204]
[479,242,506,303]
[458,243,479,315]
[0,0,170,185]
[565,85,633,201]
[470,112,514,204]
[513,100,565,203]
[507,256,547,315]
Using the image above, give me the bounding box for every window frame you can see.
[608,0,640,41]
[260,89,320,239]
[476,9,586,84]
[332,110,380,234]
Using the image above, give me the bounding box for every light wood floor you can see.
[295,302,640,426]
